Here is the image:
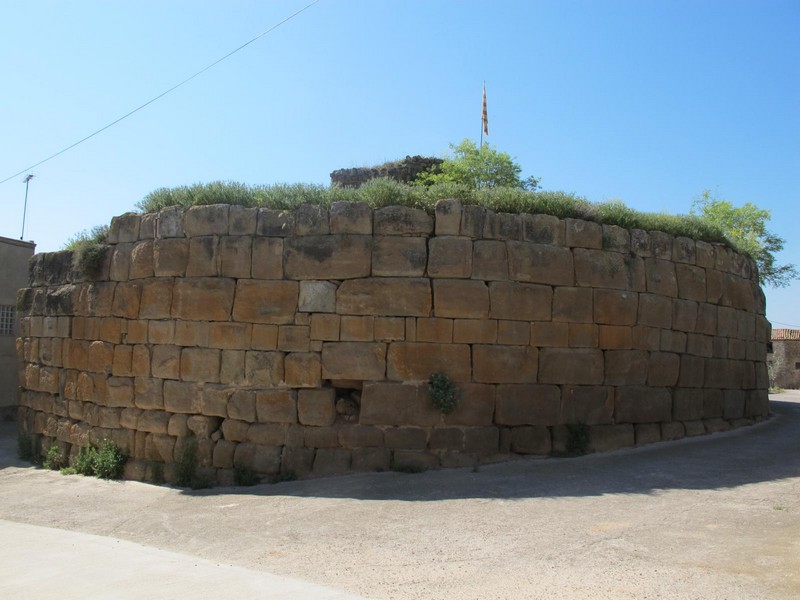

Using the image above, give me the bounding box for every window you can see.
[0,305,15,336]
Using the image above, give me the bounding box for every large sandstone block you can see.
[234,443,281,474]
[180,348,221,383]
[251,237,283,279]
[163,380,201,414]
[538,348,604,385]
[232,280,298,324]
[434,199,461,236]
[186,236,218,277]
[129,240,154,279]
[433,279,489,318]
[293,204,330,236]
[372,236,427,277]
[473,345,538,384]
[560,385,614,425]
[615,386,672,423]
[415,318,453,343]
[495,384,560,425]
[428,237,473,278]
[285,235,372,279]
[373,206,433,235]
[228,206,257,235]
[219,236,252,278]
[565,219,602,249]
[337,278,431,317]
[507,241,573,286]
[298,280,337,313]
[298,388,336,426]
[647,352,680,387]
[256,209,294,236]
[256,390,297,424]
[321,342,386,380]
[285,352,321,388]
[154,239,189,277]
[471,240,508,281]
[673,388,704,421]
[109,244,133,282]
[604,350,648,385]
[675,264,706,302]
[244,351,284,386]
[330,202,373,234]
[442,383,495,426]
[510,426,551,455]
[489,281,552,321]
[602,225,630,253]
[138,278,173,319]
[387,342,471,382]
[644,258,678,297]
[360,382,442,426]
[587,424,635,452]
[553,287,593,323]
[594,289,638,325]
[172,278,235,321]
[184,205,229,236]
[108,212,140,244]
[673,299,698,332]
[638,293,672,328]
[574,248,645,291]
[452,319,496,344]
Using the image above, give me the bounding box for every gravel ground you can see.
[1,392,798,600]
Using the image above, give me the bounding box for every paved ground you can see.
[1,392,798,600]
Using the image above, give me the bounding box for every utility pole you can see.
[21,174,34,240]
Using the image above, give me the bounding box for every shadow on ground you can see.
[2,396,798,503]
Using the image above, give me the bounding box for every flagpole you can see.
[480,81,485,148]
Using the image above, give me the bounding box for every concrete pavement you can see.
[1,392,798,599]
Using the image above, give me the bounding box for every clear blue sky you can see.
[1,0,798,327]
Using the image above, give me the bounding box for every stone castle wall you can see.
[330,155,443,187]
[16,200,770,484]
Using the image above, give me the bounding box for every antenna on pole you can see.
[21,174,34,240]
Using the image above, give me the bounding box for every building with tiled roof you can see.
[769,328,800,389]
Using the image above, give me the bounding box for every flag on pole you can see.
[482,82,489,136]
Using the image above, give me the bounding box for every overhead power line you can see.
[0,0,320,186]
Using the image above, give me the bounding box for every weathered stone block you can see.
[392,451,439,472]
[490,281,552,321]
[138,410,170,434]
[256,209,294,237]
[387,342,471,382]
[360,382,441,427]
[644,258,678,297]
[374,317,405,341]
[153,239,189,277]
[247,423,285,446]
[330,202,372,234]
[339,424,384,448]
[128,240,154,280]
[452,319,496,344]
[321,342,386,380]
[244,351,284,386]
[496,320,530,345]
[510,426,551,455]
[232,280,298,324]
[647,352,680,387]
[183,205,228,237]
[723,389,746,419]
[574,248,645,291]
[293,204,329,236]
[615,386,672,423]
[340,316,375,341]
[638,293,672,328]
[372,236,427,277]
[661,421,685,441]
[310,314,340,341]
[303,426,340,448]
[471,240,508,281]
[285,235,372,279]
[109,243,133,282]
[256,390,297,424]
[251,324,278,349]
[565,219,602,249]
[507,241,574,286]
[432,279,488,318]
[180,348,220,383]
[285,352,321,388]
[218,236,252,278]
[221,419,250,442]
[384,426,428,449]
[250,237,283,279]
[588,424,635,452]
[234,443,281,474]
[185,236,218,277]
[552,287,593,323]
[171,277,234,321]
[678,354,705,387]
[337,278,431,317]
[602,224,630,253]
[109,212,140,244]
[560,385,614,425]
[427,237,472,278]
[281,447,314,478]
[298,280,337,313]
[604,350,648,385]
[474,345,538,384]
[207,322,252,350]
[373,206,432,235]
[416,317,453,343]
[200,386,230,418]
[220,350,245,384]
[213,439,237,469]
[313,448,352,476]
[484,212,521,242]
[530,322,569,347]
[495,384,560,425]
[87,340,114,374]
[539,348,604,385]
[673,388,704,421]
[594,289,638,325]
[106,376,134,408]
[227,206,257,235]
[277,325,309,352]
[434,199,461,235]
[298,388,336,426]
[568,323,599,348]
[163,380,201,414]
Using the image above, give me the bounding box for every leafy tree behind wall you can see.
[417,139,540,190]
[692,190,797,287]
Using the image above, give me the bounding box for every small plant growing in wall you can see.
[429,373,458,414]
[67,440,127,479]
[43,444,67,471]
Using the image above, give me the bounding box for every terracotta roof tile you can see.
[772,328,800,340]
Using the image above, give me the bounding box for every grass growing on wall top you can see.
[137,179,736,250]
